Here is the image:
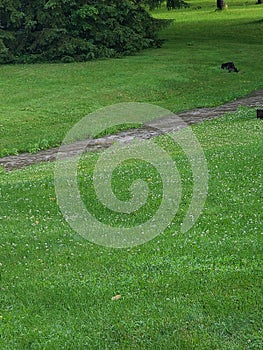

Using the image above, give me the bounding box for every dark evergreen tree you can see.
[0,0,168,63]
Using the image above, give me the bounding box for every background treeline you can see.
[136,0,189,10]
[0,0,171,64]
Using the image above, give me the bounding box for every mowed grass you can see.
[0,1,263,348]
[0,0,263,156]
[0,108,262,349]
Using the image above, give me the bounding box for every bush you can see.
[0,0,168,64]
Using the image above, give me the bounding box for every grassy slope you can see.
[0,108,262,349]
[0,1,263,349]
[0,0,263,156]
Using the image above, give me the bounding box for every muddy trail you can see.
[1,90,262,171]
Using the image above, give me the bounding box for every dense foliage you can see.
[0,0,167,63]
[133,0,189,10]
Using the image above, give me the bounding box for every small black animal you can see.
[221,62,239,73]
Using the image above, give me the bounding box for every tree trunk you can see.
[257,0,262,4]
[217,0,225,9]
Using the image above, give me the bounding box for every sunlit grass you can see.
[0,108,262,349]
[0,0,263,156]
[0,1,263,347]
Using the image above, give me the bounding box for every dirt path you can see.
[1,90,262,171]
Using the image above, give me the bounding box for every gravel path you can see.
[1,89,262,171]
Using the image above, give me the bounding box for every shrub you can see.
[0,0,168,63]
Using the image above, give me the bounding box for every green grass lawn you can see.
[0,0,263,156]
[0,107,262,349]
[1,1,263,348]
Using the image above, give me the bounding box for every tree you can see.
[167,0,189,10]
[131,0,189,10]
[217,0,226,10]
[131,0,164,10]
[0,0,167,64]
